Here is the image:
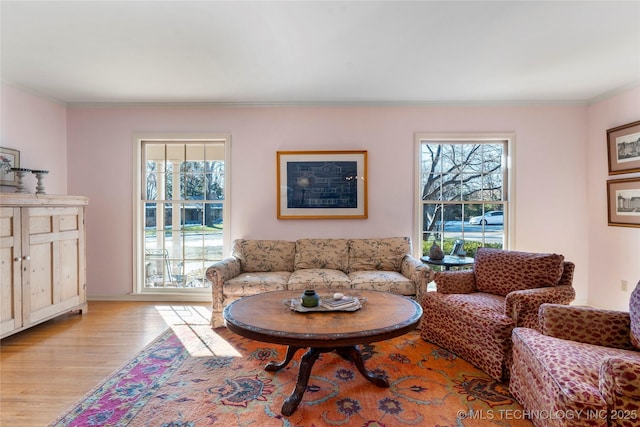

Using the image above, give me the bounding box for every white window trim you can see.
[132,132,231,299]
[413,132,516,259]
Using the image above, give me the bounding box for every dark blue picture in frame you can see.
[286,160,358,209]
[277,151,368,219]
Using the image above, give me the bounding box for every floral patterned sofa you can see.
[510,281,640,427]
[420,248,575,381]
[206,237,434,327]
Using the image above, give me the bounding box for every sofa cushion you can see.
[348,237,410,272]
[474,248,565,296]
[349,271,414,295]
[224,272,291,296]
[287,269,351,290]
[294,239,349,272]
[630,281,640,349]
[232,239,295,273]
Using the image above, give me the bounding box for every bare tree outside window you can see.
[419,140,508,257]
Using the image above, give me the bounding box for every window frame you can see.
[132,133,231,299]
[414,133,515,259]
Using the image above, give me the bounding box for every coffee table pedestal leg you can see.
[336,346,390,387]
[272,345,389,416]
[265,345,302,371]
[281,347,321,416]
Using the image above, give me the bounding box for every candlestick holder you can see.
[10,168,31,193]
[31,169,49,194]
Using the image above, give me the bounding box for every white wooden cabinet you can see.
[0,194,88,339]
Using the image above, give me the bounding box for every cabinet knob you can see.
[22,255,30,261]
[14,257,21,262]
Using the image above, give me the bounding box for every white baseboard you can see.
[88,293,212,303]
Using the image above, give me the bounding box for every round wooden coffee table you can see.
[223,289,422,416]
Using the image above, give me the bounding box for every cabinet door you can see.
[0,207,23,336]
[23,206,86,326]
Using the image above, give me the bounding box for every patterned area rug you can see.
[50,323,532,426]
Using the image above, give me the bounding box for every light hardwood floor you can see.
[0,300,211,426]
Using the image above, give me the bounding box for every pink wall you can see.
[587,86,640,310]
[1,84,68,194]
[9,82,638,309]
[65,103,591,302]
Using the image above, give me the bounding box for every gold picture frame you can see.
[607,177,640,228]
[277,150,368,219]
[607,120,640,175]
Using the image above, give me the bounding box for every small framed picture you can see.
[0,147,20,186]
[607,120,640,175]
[607,177,640,228]
[277,150,368,219]
[450,239,466,256]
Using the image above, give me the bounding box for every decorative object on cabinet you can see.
[0,147,20,186]
[607,177,640,228]
[0,193,88,339]
[31,169,49,194]
[276,150,367,219]
[607,120,640,175]
[10,168,31,193]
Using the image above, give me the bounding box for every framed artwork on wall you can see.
[607,177,640,228]
[0,147,20,186]
[276,150,368,219]
[607,120,640,175]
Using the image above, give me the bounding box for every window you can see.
[134,136,230,296]
[415,134,513,258]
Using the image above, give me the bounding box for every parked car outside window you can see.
[469,211,503,225]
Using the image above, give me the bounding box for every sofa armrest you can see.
[539,304,635,350]
[433,270,477,294]
[505,285,576,329]
[600,356,640,406]
[206,257,242,284]
[206,257,242,312]
[401,255,435,301]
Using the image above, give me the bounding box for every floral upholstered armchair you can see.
[510,281,640,427]
[420,248,575,381]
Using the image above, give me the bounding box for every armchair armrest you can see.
[539,304,635,350]
[401,255,435,302]
[505,285,576,330]
[433,270,477,294]
[600,356,640,406]
[206,257,242,312]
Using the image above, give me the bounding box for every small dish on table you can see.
[286,294,366,312]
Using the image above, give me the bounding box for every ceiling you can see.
[2,1,639,105]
